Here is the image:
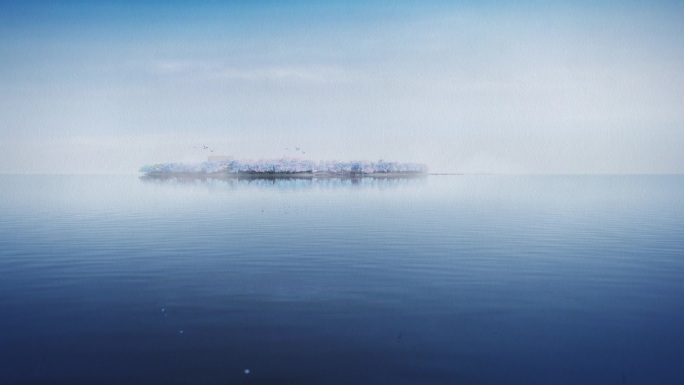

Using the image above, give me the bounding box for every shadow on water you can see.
[138,173,427,190]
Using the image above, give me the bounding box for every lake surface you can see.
[1,174,683,384]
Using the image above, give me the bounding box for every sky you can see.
[1,0,683,174]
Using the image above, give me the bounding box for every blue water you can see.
[1,174,683,384]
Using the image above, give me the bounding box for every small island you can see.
[140,158,427,178]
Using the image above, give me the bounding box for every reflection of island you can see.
[139,173,426,190]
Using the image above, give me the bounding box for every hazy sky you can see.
[1,0,683,174]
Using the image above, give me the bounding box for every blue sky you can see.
[1,1,683,173]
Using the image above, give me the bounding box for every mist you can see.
[1,1,683,174]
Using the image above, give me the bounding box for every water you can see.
[1,174,683,384]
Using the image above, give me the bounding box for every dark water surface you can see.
[1,174,683,384]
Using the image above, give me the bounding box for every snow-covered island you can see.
[140,158,427,177]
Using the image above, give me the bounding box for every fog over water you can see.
[1,1,683,174]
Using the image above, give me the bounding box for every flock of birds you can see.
[193,145,214,153]
[285,147,306,155]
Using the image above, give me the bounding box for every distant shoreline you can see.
[139,159,428,177]
[140,171,427,181]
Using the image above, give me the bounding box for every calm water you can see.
[1,174,683,384]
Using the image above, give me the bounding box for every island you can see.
[140,158,427,179]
